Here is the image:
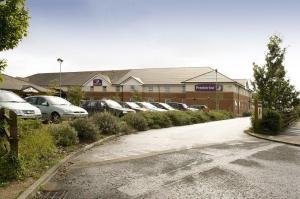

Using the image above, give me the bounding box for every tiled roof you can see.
[0,74,49,92]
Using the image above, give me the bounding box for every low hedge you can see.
[140,112,172,129]
[71,118,100,142]
[252,109,283,135]
[123,113,148,131]
[91,112,121,135]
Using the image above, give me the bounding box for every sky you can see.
[1,0,300,89]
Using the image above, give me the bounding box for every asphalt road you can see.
[37,118,300,199]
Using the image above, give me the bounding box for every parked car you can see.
[101,99,136,116]
[120,102,148,112]
[151,102,177,111]
[80,100,102,113]
[25,96,88,123]
[190,104,210,112]
[0,90,41,119]
[136,102,167,112]
[167,102,198,111]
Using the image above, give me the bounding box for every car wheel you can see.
[51,112,61,123]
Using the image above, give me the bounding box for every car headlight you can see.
[12,109,24,116]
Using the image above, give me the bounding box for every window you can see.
[165,85,170,93]
[130,85,135,91]
[103,86,107,92]
[116,86,121,92]
[37,97,48,106]
[182,85,186,92]
[90,86,94,92]
[26,97,37,105]
[148,85,153,92]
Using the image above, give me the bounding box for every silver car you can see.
[0,90,41,119]
[25,96,88,123]
[136,102,167,112]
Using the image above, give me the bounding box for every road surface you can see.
[37,118,300,199]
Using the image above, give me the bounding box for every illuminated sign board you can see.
[195,84,223,91]
[93,79,102,86]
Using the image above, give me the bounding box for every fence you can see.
[282,111,298,128]
[0,108,18,155]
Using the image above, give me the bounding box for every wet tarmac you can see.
[37,118,300,199]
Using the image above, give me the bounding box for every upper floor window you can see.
[165,85,170,93]
[148,85,153,92]
[116,86,121,92]
[130,85,135,91]
[103,86,107,92]
[90,86,94,92]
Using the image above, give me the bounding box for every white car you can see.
[25,96,88,123]
[136,102,167,112]
[0,90,41,119]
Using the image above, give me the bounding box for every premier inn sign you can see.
[195,83,223,91]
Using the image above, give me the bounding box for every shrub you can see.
[71,118,100,142]
[186,111,210,124]
[206,111,229,121]
[261,109,282,134]
[119,121,134,135]
[242,111,252,117]
[49,122,78,146]
[18,119,42,136]
[19,126,57,177]
[91,112,120,135]
[297,106,300,118]
[140,112,172,129]
[0,153,22,183]
[166,111,192,126]
[123,113,148,131]
[252,109,282,134]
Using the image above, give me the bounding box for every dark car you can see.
[190,104,209,112]
[120,102,148,112]
[151,102,177,111]
[167,102,198,111]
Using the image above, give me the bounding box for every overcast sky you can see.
[1,0,300,89]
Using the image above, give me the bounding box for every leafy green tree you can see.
[252,35,299,111]
[67,86,85,106]
[0,0,29,79]
[131,90,142,102]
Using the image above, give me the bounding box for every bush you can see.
[0,153,22,183]
[19,125,57,177]
[71,118,100,142]
[206,111,230,121]
[91,112,120,135]
[118,121,134,135]
[242,111,252,117]
[49,122,78,146]
[18,119,42,136]
[186,111,210,124]
[123,113,148,131]
[166,111,192,126]
[252,109,282,134]
[297,106,300,118]
[140,112,172,129]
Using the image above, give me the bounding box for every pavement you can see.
[247,120,300,146]
[35,118,300,199]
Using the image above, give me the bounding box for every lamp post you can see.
[57,58,63,97]
[215,69,218,111]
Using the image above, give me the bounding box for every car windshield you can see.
[126,102,141,109]
[0,91,26,103]
[141,102,157,109]
[46,96,71,105]
[160,103,174,110]
[105,100,122,108]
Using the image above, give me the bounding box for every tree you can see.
[67,86,85,106]
[46,79,59,96]
[252,35,299,111]
[0,0,29,79]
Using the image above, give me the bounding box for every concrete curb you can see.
[244,129,300,147]
[17,134,119,199]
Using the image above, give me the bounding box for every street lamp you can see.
[215,69,218,111]
[57,58,63,97]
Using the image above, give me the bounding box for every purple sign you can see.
[195,84,223,91]
[93,79,102,86]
